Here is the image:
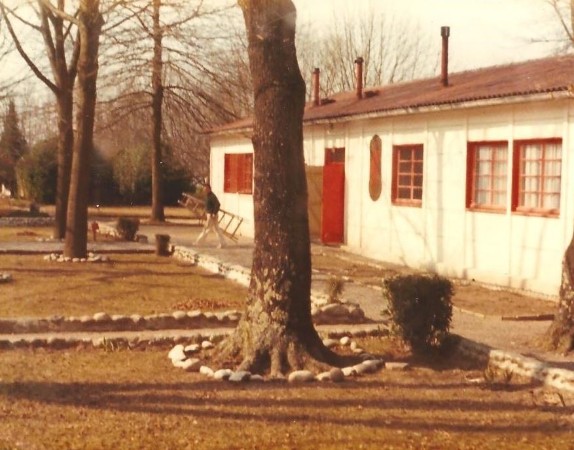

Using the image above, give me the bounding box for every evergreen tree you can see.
[0,100,28,196]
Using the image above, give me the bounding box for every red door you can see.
[321,148,345,244]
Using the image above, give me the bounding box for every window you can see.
[512,139,561,216]
[466,141,508,211]
[392,144,423,206]
[369,135,382,201]
[224,153,253,194]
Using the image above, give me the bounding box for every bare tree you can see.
[0,0,79,239]
[214,0,356,376]
[541,0,574,51]
[302,8,436,97]
[96,0,237,216]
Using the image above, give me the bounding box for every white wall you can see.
[210,135,255,237]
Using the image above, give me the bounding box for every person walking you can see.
[195,184,226,248]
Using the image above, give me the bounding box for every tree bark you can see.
[546,233,574,353]
[54,90,74,240]
[150,0,165,222]
[215,0,353,376]
[64,0,103,258]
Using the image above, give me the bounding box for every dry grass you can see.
[312,253,556,318]
[0,254,247,317]
[0,341,573,450]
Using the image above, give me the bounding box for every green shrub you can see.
[383,274,454,353]
[116,217,140,241]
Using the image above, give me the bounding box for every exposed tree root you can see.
[211,320,362,377]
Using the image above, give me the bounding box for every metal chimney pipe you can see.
[312,68,321,106]
[441,26,450,87]
[355,56,364,99]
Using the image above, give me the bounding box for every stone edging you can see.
[457,337,574,393]
[0,310,242,334]
[0,326,387,352]
[0,217,54,227]
[172,245,369,325]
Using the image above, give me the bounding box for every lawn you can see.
[0,341,573,450]
[0,254,247,317]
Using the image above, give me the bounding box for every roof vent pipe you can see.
[441,26,450,87]
[355,56,364,99]
[312,68,321,106]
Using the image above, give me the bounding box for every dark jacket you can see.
[205,191,220,214]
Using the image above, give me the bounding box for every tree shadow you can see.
[1,378,571,435]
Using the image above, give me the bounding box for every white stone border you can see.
[457,337,574,393]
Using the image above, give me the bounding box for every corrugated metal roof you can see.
[211,54,574,135]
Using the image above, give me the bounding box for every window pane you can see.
[399,161,411,172]
[476,191,488,204]
[413,175,423,188]
[399,149,411,160]
[413,188,422,200]
[477,161,491,175]
[493,192,506,205]
[523,144,541,159]
[470,142,508,209]
[398,188,410,198]
[398,175,411,186]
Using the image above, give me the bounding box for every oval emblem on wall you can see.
[369,135,382,201]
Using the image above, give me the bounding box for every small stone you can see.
[0,273,12,283]
[342,366,357,377]
[385,362,409,371]
[201,340,215,350]
[213,369,233,380]
[130,314,144,324]
[353,360,380,375]
[93,312,110,322]
[350,341,359,350]
[184,344,200,355]
[321,303,348,316]
[187,310,203,319]
[340,336,351,346]
[288,370,315,383]
[250,374,265,382]
[322,338,339,349]
[181,358,202,372]
[229,371,251,382]
[316,372,331,382]
[352,347,365,354]
[329,368,345,382]
[172,311,187,320]
[168,344,186,362]
[199,366,215,377]
[72,258,80,263]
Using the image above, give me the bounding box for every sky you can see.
[293,0,562,72]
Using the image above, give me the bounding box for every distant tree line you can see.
[17,135,194,206]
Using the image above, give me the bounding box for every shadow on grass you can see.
[0,378,569,434]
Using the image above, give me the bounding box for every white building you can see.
[209,48,574,297]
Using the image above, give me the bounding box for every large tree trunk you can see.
[546,233,574,353]
[64,0,103,258]
[215,0,352,376]
[150,0,165,222]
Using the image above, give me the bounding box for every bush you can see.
[383,274,454,353]
[116,217,140,241]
